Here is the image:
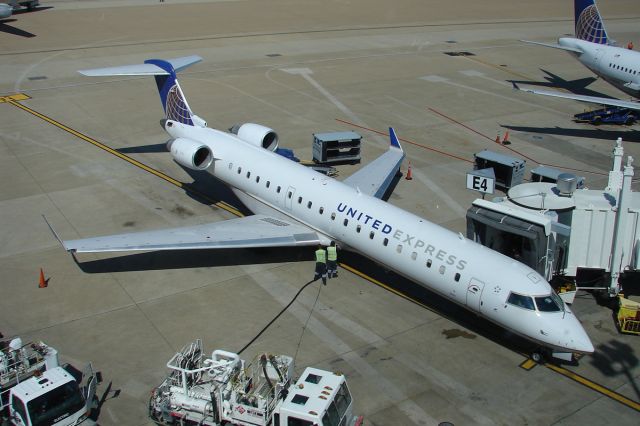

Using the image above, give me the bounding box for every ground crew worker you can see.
[314,245,327,285]
[628,41,634,50]
[327,241,338,278]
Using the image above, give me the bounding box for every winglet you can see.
[389,127,403,151]
[42,215,71,252]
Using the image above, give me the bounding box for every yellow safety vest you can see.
[327,246,337,261]
[315,249,326,263]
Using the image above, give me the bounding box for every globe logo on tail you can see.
[165,84,194,125]
[576,4,608,44]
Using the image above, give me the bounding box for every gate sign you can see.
[466,168,495,194]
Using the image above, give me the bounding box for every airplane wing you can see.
[520,40,584,54]
[342,128,405,199]
[512,82,640,111]
[49,214,321,253]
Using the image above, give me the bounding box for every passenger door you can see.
[466,278,485,312]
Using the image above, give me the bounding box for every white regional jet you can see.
[516,0,640,112]
[51,55,594,361]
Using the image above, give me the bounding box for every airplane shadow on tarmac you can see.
[0,6,54,38]
[510,69,616,99]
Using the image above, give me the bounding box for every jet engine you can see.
[167,138,213,170]
[229,123,279,152]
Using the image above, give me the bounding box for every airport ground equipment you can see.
[617,296,640,335]
[574,106,636,125]
[8,0,39,11]
[1,337,100,426]
[530,165,585,189]
[467,138,639,298]
[148,340,361,426]
[312,131,361,165]
[473,150,525,190]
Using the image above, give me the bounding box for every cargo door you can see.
[466,278,485,312]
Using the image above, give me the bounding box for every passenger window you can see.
[288,191,292,199]
[307,201,312,209]
[277,186,281,193]
[506,292,535,310]
[228,162,233,170]
[426,259,432,268]
[356,225,361,233]
[396,245,402,253]
[297,196,302,204]
[343,219,348,226]
[237,167,242,174]
[439,265,445,274]
[411,252,417,260]
[383,238,388,246]
[266,181,271,188]
[256,176,260,183]
[369,231,375,239]
[331,213,336,220]
[319,207,324,214]
[246,171,251,178]
[454,273,461,282]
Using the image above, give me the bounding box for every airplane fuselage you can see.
[166,120,593,355]
[560,37,640,98]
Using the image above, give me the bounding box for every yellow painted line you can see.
[544,363,640,412]
[0,93,31,103]
[463,56,534,81]
[5,98,243,217]
[519,359,538,370]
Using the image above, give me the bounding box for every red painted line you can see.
[335,118,473,163]
[425,107,607,177]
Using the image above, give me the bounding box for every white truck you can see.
[1,337,100,426]
[149,340,363,426]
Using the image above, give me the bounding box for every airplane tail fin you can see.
[574,0,609,44]
[79,55,203,126]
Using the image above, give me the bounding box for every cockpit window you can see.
[535,293,564,312]
[507,292,535,310]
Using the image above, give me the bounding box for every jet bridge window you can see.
[535,293,563,312]
[506,292,535,310]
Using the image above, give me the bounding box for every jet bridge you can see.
[467,138,640,297]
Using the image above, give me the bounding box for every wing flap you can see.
[342,128,405,199]
[63,214,320,253]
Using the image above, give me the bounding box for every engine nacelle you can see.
[168,138,213,170]
[231,123,279,152]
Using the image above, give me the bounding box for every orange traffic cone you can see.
[39,268,48,288]
[405,162,413,180]
[502,131,510,144]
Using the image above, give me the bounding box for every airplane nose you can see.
[562,315,594,354]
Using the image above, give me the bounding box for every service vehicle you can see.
[148,339,362,426]
[1,337,100,426]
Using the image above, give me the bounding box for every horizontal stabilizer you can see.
[79,55,202,77]
[520,40,583,54]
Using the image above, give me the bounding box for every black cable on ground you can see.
[293,280,323,364]
[238,279,318,355]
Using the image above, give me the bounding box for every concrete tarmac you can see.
[1,1,640,425]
